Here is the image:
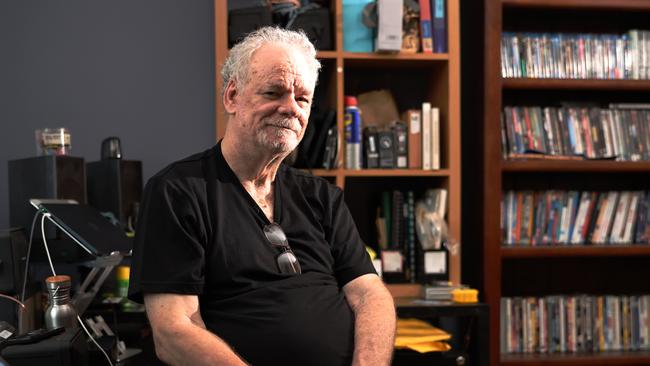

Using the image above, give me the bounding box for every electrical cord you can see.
[20,211,41,304]
[38,213,114,366]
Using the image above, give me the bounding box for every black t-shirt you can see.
[128,143,376,366]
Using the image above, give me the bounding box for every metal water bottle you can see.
[44,275,78,330]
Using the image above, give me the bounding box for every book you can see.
[403,109,422,169]
[431,107,441,170]
[432,0,447,53]
[401,1,420,53]
[422,102,432,169]
[418,0,433,53]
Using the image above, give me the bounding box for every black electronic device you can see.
[1,327,88,366]
[0,228,28,294]
[363,127,379,168]
[0,327,65,348]
[30,200,132,257]
[8,156,86,240]
[378,130,396,168]
[86,159,142,228]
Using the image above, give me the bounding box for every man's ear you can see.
[223,79,238,114]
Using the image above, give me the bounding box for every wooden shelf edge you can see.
[342,52,449,61]
[502,0,650,11]
[502,160,650,173]
[502,351,650,366]
[316,50,338,59]
[501,245,650,258]
[502,78,650,91]
[307,168,451,177]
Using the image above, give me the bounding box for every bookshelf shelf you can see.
[501,351,650,366]
[316,50,338,59]
[341,52,449,61]
[501,245,650,258]
[501,78,650,91]
[501,160,650,173]
[340,169,450,177]
[501,0,650,11]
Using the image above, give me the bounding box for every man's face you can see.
[225,43,316,155]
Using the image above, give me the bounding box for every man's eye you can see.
[264,91,278,97]
[297,97,311,104]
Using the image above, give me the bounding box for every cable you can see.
[20,210,41,303]
[40,214,56,276]
[77,315,113,366]
[40,213,114,366]
[0,294,26,311]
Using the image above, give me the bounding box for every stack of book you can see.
[502,190,650,246]
[501,105,650,161]
[501,30,650,79]
[501,295,650,354]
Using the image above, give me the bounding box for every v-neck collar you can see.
[216,141,283,225]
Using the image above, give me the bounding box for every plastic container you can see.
[35,128,71,156]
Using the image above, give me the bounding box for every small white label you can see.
[424,251,446,274]
[410,115,420,134]
[382,251,403,273]
[0,330,13,339]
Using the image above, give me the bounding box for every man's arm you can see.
[144,293,248,366]
[343,273,396,366]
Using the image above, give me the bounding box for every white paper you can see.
[382,251,403,273]
[424,251,446,274]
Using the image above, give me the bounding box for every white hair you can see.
[221,26,321,95]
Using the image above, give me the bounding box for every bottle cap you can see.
[344,96,357,107]
[116,266,130,280]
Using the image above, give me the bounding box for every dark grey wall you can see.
[0,1,216,229]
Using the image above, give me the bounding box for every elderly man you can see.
[128,27,396,366]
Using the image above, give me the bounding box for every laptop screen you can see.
[37,202,132,257]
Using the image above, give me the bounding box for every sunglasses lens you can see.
[264,224,287,246]
[277,251,301,274]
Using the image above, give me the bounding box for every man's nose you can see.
[277,94,300,116]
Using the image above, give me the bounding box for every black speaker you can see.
[86,160,142,228]
[8,156,86,237]
[0,228,28,294]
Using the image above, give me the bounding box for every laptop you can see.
[30,199,132,257]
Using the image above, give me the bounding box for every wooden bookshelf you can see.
[481,0,650,365]
[501,351,650,366]
[502,78,650,91]
[501,245,650,258]
[214,1,462,283]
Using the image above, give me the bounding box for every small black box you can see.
[2,328,89,366]
[378,131,396,169]
[8,155,86,238]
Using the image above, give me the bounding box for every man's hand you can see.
[144,294,249,366]
[343,274,396,366]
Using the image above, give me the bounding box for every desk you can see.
[394,298,489,366]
